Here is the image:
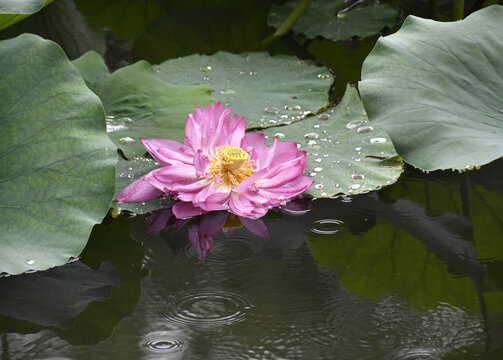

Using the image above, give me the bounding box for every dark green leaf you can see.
[0,34,116,275]
[268,0,398,41]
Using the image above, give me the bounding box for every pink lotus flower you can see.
[117,102,313,219]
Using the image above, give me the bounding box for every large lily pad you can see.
[0,34,116,275]
[268,0,398,41]
[359,6,503,171]
[72,51,217,158]
[263,85,402,197]
[155,51,332,129]
[0,0,53,31]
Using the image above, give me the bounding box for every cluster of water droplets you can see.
[301,107,403,198]
[106,115,138,146]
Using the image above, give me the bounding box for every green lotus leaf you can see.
[0,0,53,31]
[262,85,403,197]
[154,51,332,129]
[268,0,397,41]
[0,0,45,13]
[0,34,116,275]
[359,6,503,171]
[72,51,217,158]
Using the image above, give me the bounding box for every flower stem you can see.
[248,0,313,51]
[453,0,465,19]
[273,0,313,37]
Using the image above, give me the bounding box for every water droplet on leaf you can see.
[119,137,136,144]
[274,133,286,139]
[357,126,374,134]
[369,137,387,144]
[346,120,363,130]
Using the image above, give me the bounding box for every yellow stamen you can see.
[207,146,256,189]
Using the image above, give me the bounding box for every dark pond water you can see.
[2,162,502,359]
[1,1,502,359]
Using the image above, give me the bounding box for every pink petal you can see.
[153,163,198,191]
[233,168,268,193]
[239,217,270,238]
[140,138,193,165]
[193,149,210,177]
[226,114,246,148]
[172,201,206,218]
[257,154,307,189]
[263,139,301,169]
[242,133,267,168]
[258,176,314,199]
[229,192,269,219]
[116,171,164,203]
[185,102,231,154]
[193,184,230,211]
[171,179,211,202]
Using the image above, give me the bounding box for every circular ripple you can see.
[141,332,184,354]
[385,347,442,360]
[183,234,268,265]
[310,219,345,235]
[160,291,253,326]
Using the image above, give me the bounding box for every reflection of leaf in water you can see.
[310,219,480,312]
[0,262,119,328]
[310,163,503,314]
[0,217,146,345]
[472,185,503,262]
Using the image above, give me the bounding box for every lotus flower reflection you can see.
[147,208,270,261]
[117,102,313,218]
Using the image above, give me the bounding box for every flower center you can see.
[207,146,256,189]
